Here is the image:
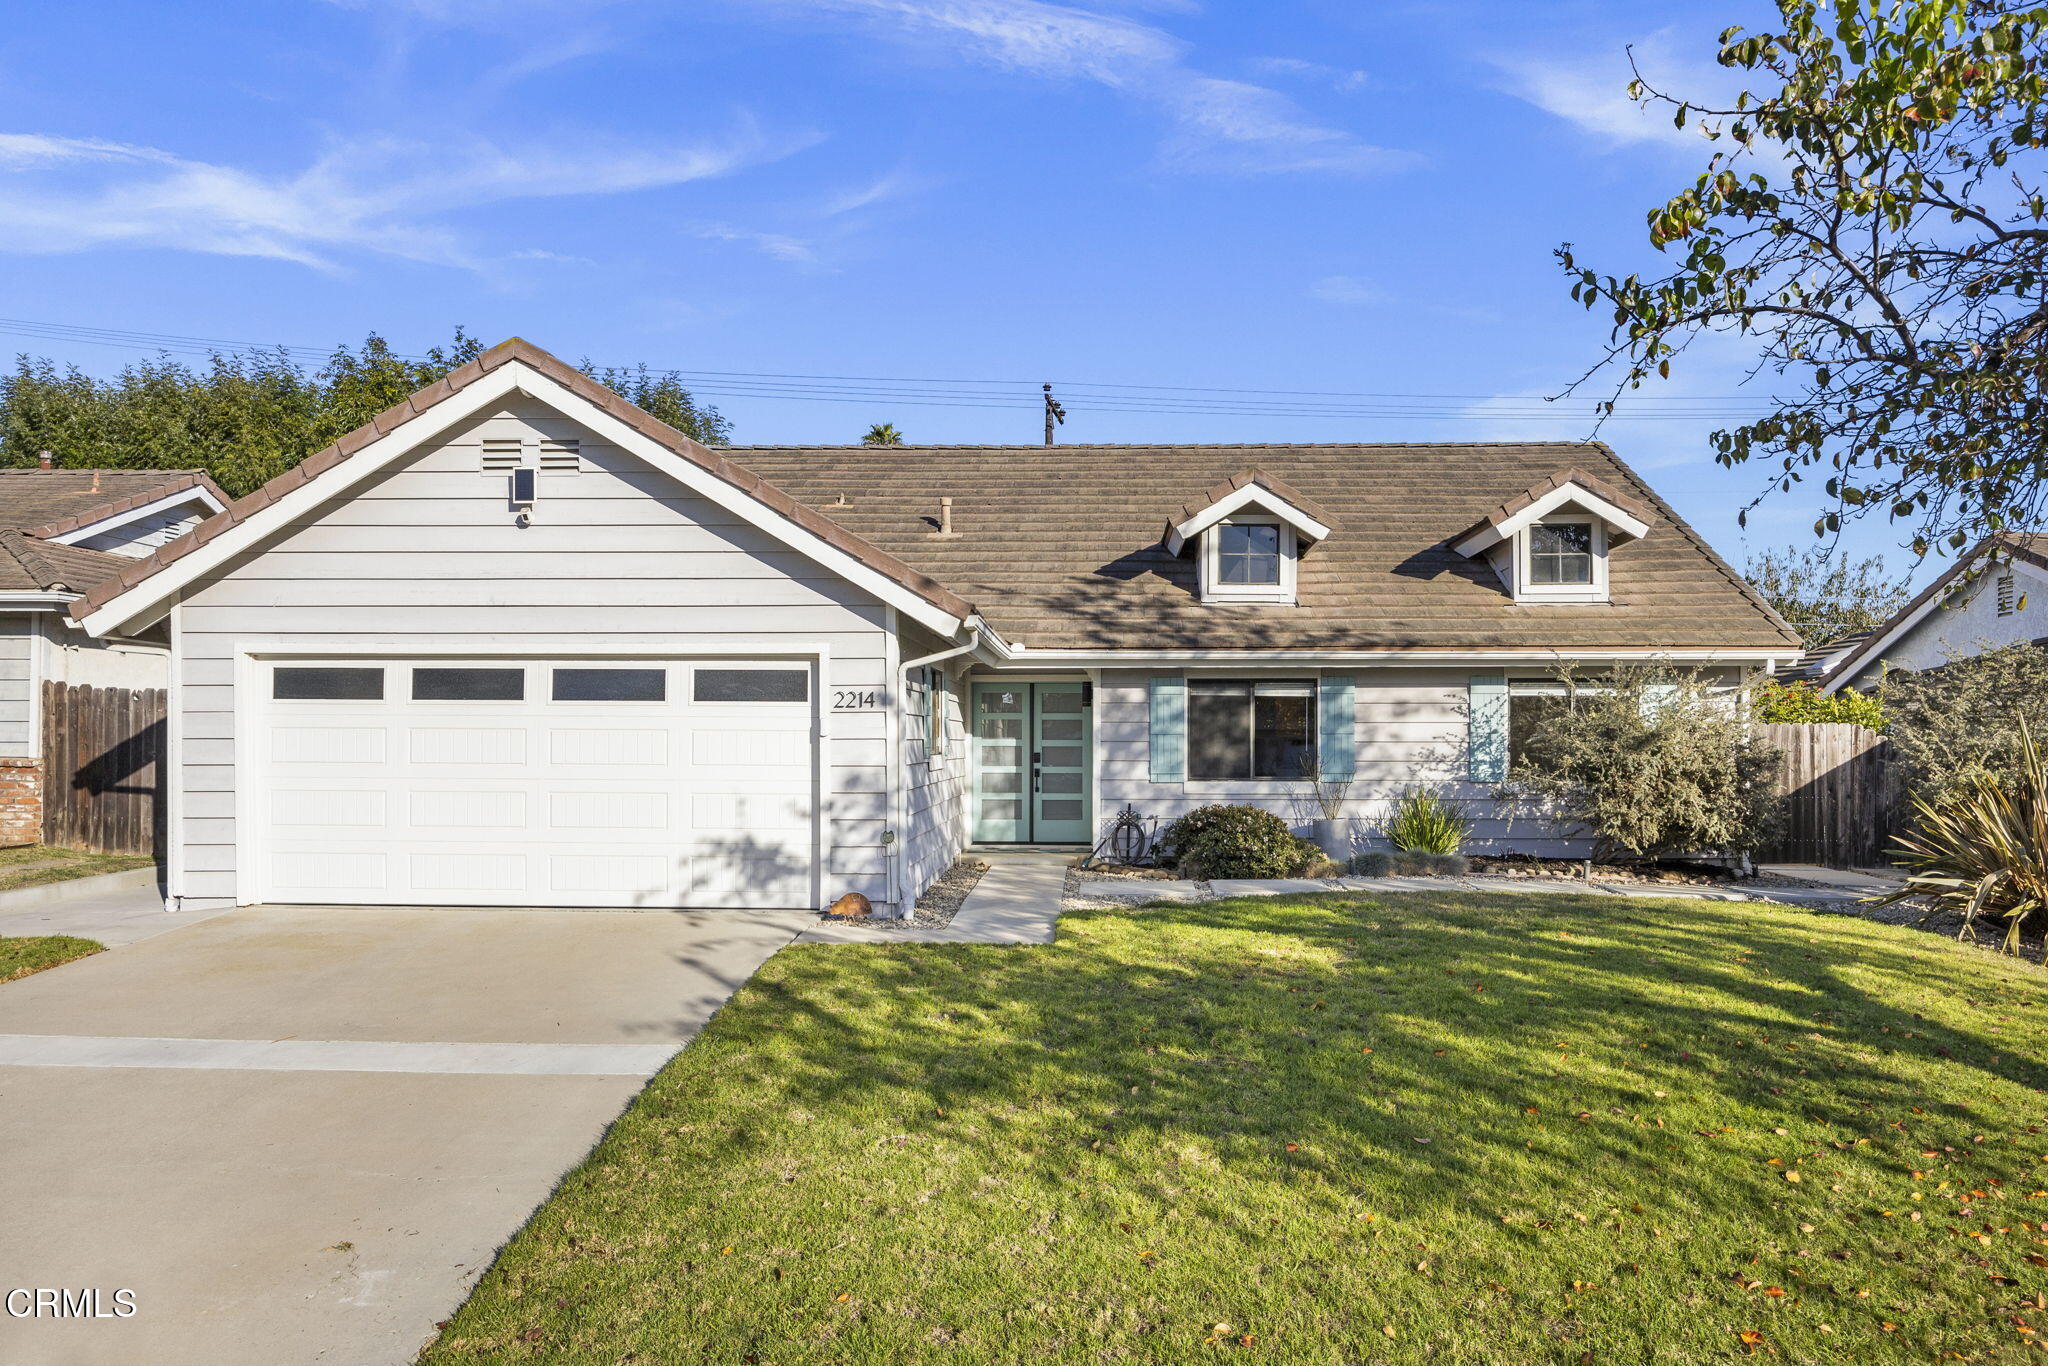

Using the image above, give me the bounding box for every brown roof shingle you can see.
[733,442,1799,652]
[0,469,223,537]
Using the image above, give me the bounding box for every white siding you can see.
[174,399,900,909]
[1096,665,1746,859]
[1841,558,2048,687]
[0,618,32,757]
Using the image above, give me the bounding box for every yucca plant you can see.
[1383,788,1473,856]
[1878,717,2048,960]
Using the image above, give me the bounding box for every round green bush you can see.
[1159,805,1321,878]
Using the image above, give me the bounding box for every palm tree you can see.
[861,422,903,446]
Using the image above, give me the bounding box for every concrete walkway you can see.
[798,852,1067,944]
[0,871,238,948]
[0,902,809,1366]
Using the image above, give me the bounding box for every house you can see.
[1775,632,1872,686]
[67,338,1802,915]
[1820,532,2048,693]
[0,467,228,845]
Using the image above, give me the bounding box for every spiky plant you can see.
[1879,718,2048,960]
[1383,788,1473,856]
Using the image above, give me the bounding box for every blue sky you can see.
[0,0,1926,584]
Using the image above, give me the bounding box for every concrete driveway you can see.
[0,898,808,1366]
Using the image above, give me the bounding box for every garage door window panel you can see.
[273,666,384,701]
[412,667,526,701]
[552,668,666,702]
[693,668,809,703]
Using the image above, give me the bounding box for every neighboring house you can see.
[0,466,228,845]
[67,339,1802,915]
[1774,632,1872,686]
[1820,533,2048,693]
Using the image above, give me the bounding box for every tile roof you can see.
[0,530,128,593]
[733,441,1800,652]
[68,340,975,626]
[1172,469,1336,535]
[0,469,223,536]
[23,471,227,540]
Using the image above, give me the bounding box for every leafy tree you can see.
[1881,639,2048,805]
[1560,0,2048,554]
[862,422,904,446]
[1743,545,1910,645]
[1750,677,1890,728]
[0,332,730,497]
[1503,665,1783,860]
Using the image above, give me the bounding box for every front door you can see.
[971,682,1092,844]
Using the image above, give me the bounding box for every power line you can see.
[0,314,1782,424]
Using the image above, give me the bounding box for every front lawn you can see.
[0,844,153,893]
[425,893,2048,1365]
[0,934,102,982]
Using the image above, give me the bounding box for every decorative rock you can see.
[827,891,874,917]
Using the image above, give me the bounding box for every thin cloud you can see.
[0,126,806,271]
[692,222,824,265]
[1253,56,1368,93]
[761,0,1410,174]
[1490,32,1741,154]
[1310,274,1380,305]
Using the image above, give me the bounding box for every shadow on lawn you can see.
[680,892,2048,1236]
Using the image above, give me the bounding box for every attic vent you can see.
[1998,574,2018,617]
[539,438,582,475]
[481,439,523,474]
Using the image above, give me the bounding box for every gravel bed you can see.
[816,856,988,931]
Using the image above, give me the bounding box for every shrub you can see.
[1383,788,1472,854]
[1750,679,1887,730]
[1878,718,2048,958]
[1158,805,1321,879]
[1502,665,1781,862]
[1881,641,2048,810]
[1349,850,1468,878]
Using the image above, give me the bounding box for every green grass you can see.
[0,844,152,893]
[0,934,102,982]
[424,893,2048,1365]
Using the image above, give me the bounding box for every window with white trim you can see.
[1187,679,1315,779]
[1200,517,1297,604]
[1511,515,1608,602]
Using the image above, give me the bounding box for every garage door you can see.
[253,658,817,909]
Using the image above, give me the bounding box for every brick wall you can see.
[0,757,43,847]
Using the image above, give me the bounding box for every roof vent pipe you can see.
[938,496,953,535]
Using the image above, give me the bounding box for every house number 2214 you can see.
[832,689,880,710]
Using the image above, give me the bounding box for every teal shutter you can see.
[1317,675,1356,780]
[1468,675,1508,782]
[1148,675,1186,783]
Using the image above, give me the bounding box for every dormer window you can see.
[1201,518,1296,603]
[1452,469,1648,606]
[1164,469,1333,608]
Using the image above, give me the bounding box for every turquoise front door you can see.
[971,682,1092,844]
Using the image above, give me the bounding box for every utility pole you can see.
[1042,383,1066,446]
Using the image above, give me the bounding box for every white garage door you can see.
[252,658,817,909]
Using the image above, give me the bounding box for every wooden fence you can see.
[1753,721,1898,869]
[40,681,165,856]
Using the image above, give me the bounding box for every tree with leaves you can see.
[1560,0,2048,555]
[861,422,904,446]
[0,332,730,497]
[1743,544,1911,643]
